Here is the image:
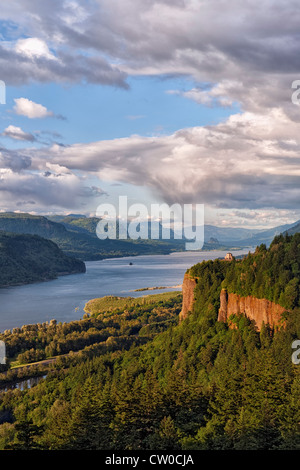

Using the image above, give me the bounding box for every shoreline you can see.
[0,248,252,333]
[132,285,182,292]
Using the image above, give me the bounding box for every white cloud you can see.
[2,105,300,217]
[167,81,241,108]
[2,125,35,142]
[15,38,56,61]
[15,107,300,211]
[1,0,300,220]
[13,98,54,119]
[0,147,108,212]
[0,167,81,208]
[0,0,298,110]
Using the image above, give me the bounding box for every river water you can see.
[0,376,47,393]
[0,249,250,332]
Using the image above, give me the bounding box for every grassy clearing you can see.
[84,291,182,316]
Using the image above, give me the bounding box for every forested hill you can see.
[222,233,300,310]
[0,213,185,260]
[187,232,300,313]
[0,212,67,238]
[0,235,300,450]
[0,231,86,287]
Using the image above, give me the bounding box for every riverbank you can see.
[0,291,182,391]
[133,284,182,292]
[0,249,251,332]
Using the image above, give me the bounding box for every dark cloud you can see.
[81,186,108,198]
[0,44,128,88]
[0,2,293,91]
[16,200,36,206]
[0,150,32,172]
[0,0,299,110]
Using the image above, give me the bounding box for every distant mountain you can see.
[204,225,261,242]
[48,215,184,240]
[285,221,300,236]
[231,221,300,248]
[0,231,86,287]
[204,221,300,246]
[0,213,185,261]
[1,213,298,259]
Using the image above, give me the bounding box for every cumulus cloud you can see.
[1,0,300,216]
[13,98,55,119]
[0,0,299,108]
[12,107,298,211]
[2,106,300,213]
[2,125,36,142]
[0,167,80,208]
[0,146,108,212]
[15,37,56,61]
[0,0,297,99]
[0,150,32,172]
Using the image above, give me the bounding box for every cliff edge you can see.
[179,273,197,321]
[179,275,287,331]
[218,289,286,330]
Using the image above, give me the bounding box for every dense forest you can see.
[0,292,181,367]
[0,234,300,450]
[188,232,300,311]
[0,231,85,287]
[223,233,300,309]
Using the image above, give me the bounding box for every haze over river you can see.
[0,250,250,332]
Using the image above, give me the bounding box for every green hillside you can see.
[0,213,184,261]
[188,232,300,311]
[0,231,86,287]
[0,234,300,450]
[0,213,68,238]
[47,215,100,235]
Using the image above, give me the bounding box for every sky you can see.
[1,0,300,229]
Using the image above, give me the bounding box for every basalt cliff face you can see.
[218,289,286,330]
[179,273,197,321]
[179,271,286,330]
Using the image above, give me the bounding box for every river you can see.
[0,376,47,393]
[0,249,251,332]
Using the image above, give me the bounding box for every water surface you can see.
[0,250,250,332]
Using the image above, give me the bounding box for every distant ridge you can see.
[0,213,185,261]
[0,212,299,258]
[285,221,300,236]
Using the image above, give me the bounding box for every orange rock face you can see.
[179,273,197,321]
[218,289,286,330]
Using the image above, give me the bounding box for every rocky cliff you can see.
[218,289,286,330]
[179,271,286,330]
[179,273,197,321]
